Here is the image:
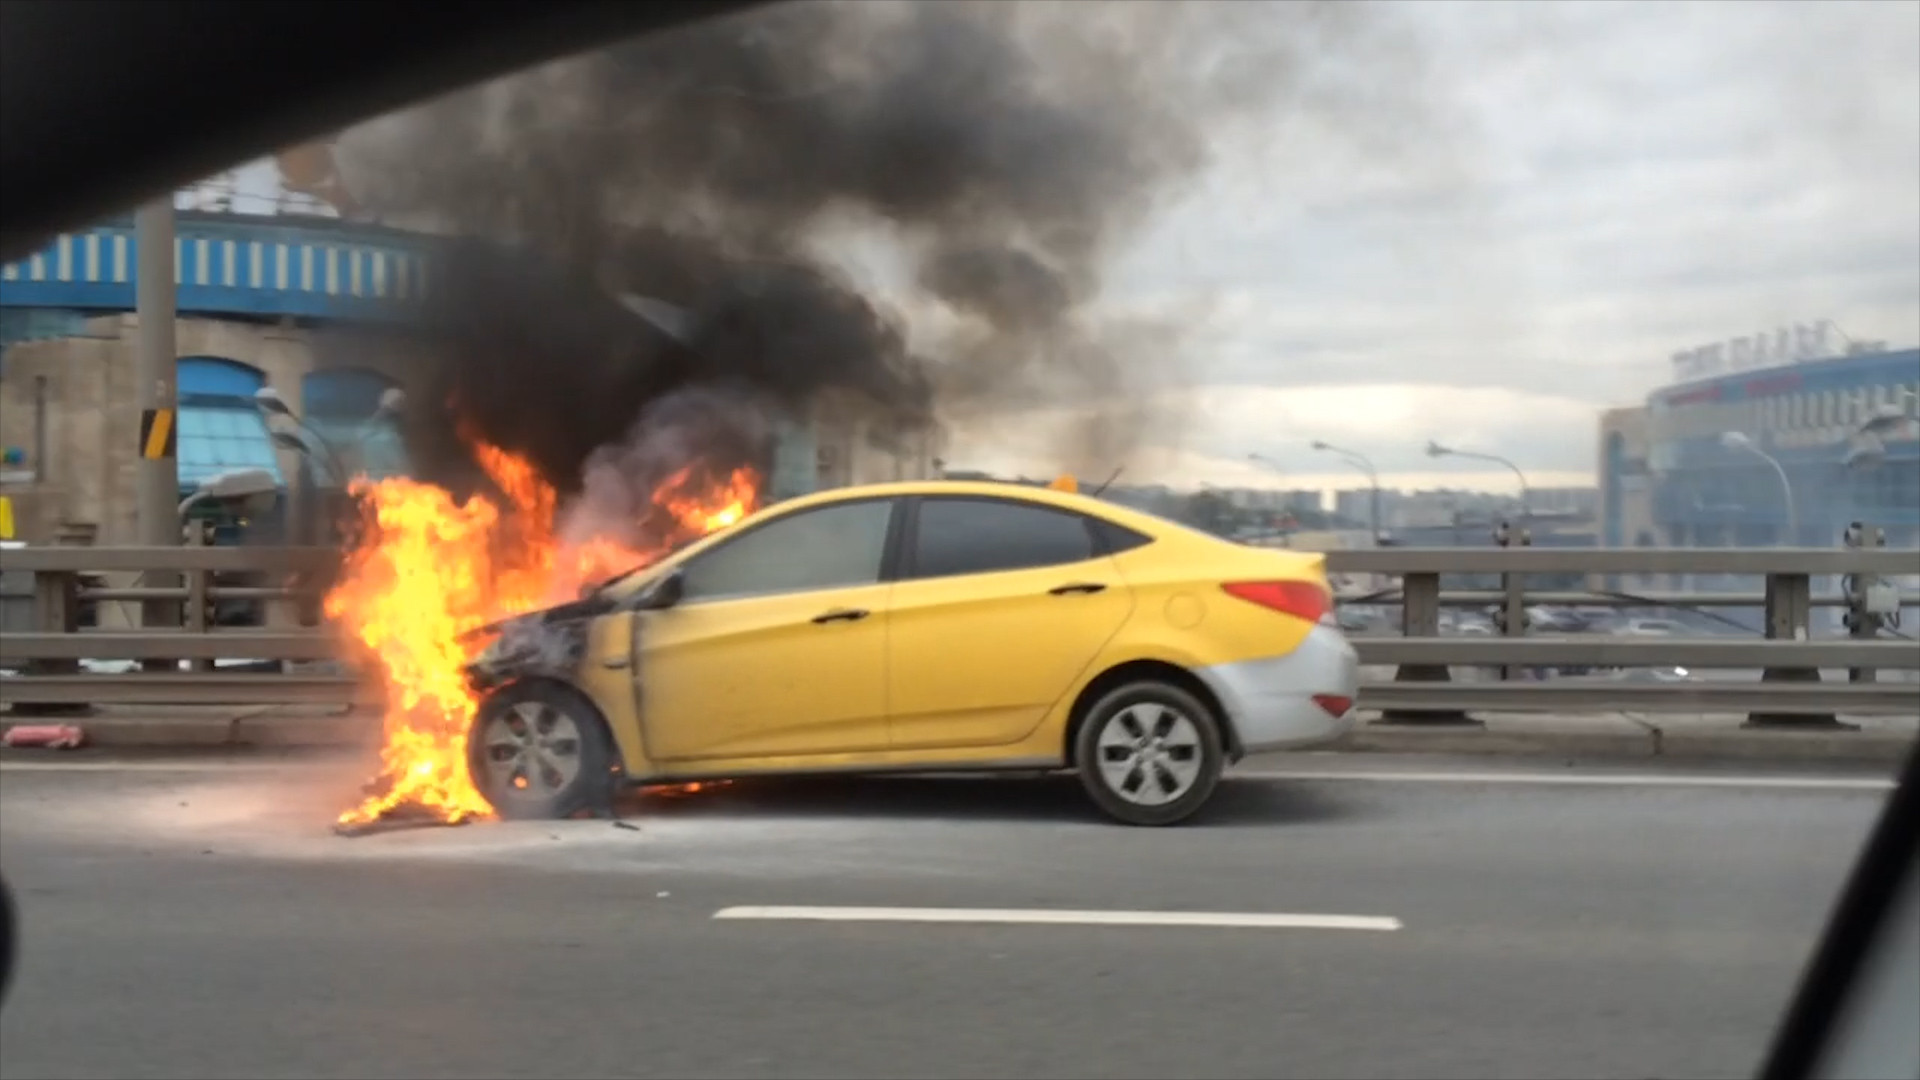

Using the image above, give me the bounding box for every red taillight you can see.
[1221,580,1330,624]
[1312,694,1354,718]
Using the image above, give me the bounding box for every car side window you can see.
[910,497,1099,579]
[679,499,895,602]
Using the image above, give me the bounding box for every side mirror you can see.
[633,568,685,612]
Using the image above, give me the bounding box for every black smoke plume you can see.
[334,0,1413,491]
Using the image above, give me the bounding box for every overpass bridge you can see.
[0,211,441,546]
[0,209,432,342]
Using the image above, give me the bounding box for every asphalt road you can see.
[0,751,1901,1080]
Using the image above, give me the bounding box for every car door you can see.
[886,495,1136,751]
[636,496,901,763]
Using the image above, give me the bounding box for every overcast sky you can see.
[219,0,1919,497]
[946,0,1920,493]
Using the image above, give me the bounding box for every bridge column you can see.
[1746,570,1849,730]
[1378,571,1478,726]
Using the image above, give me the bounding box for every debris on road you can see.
[333,800,478,838]
[1,724,86,750]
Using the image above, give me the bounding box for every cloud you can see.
[1060,0,1920,487]
[943,382,1599,493]
[220,0,1919,498]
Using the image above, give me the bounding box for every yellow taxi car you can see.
[465,479,1359,825]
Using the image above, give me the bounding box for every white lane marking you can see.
[713,906,1403,931]
[1233,769,1895,791]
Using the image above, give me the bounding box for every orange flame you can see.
[326,443,761,827]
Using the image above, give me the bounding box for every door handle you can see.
[811,608,870,624]
[1048,582,1108,596]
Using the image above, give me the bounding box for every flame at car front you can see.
[324,439,760,830]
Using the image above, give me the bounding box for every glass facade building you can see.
[1639,347,1919,548]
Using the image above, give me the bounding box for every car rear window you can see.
[1089,518,1153,555]
[910,497,1100,578]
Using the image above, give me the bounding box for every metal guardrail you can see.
[0,545,1915,724]
[0,547,338,573]
[1,674,368,706]
[1323,548,1919,574]
[1,632,339,661]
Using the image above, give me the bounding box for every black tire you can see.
[1073,680,1225,826]
[466,680,615,821]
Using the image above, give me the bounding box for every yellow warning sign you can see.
[0,496,14,540]
[140,407,177,460]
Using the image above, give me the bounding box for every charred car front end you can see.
[463,594,615,694]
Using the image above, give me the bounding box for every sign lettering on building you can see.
[1670,321,1835,382]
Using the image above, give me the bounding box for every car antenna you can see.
[1090,466,1123,497]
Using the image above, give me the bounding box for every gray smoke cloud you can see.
[335,0,1443,489]
[556,384,773,568]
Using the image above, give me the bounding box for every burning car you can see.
[442,478,1360,827]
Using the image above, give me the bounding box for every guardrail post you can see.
[185,521,213,673]
[1379,571,1478,725]
[14,568,91,717]
[1746,570,1847,730]
[1501,569,1527,682]
[1842,523,1890,688]
[1493,520,1530,681]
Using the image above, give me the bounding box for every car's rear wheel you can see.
[1074,681,1225,826]
[467,680,614,821]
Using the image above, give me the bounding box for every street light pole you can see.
[134,198,179,547]
[1310,441,1381,545]
[134,198,180,645]
[1722,431,1799,545]
[1247,451,1306,528]
[1426,441,1532,524]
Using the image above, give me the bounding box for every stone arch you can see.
[175,355,283,493]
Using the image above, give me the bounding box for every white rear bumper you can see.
[1192,625,1360,754]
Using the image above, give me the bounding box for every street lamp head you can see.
[1856,402,1909,439]
[1425,440,1451,458]
[1310,440,1330,451]
[179,466,281,518]
[252,386,292,417]
[1719,430,1755,451]
[194,467,280,501]
[1844,433,1888,469]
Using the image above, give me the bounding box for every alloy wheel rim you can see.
[1095,703,1203,806]
[483,700,584,801]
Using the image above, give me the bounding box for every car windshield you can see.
[585,532,708,597]
[2,3,1916,1080]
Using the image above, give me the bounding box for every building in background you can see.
[1610,335,1920,550]
[0,209,424,544]
[1597,405,1656,548]
[0,203,937,546]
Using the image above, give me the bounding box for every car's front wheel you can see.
[467,681,615,820]
[1074,680,1225,826]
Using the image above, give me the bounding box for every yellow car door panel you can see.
[888,496,1136,751]
[637,497,899,763]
